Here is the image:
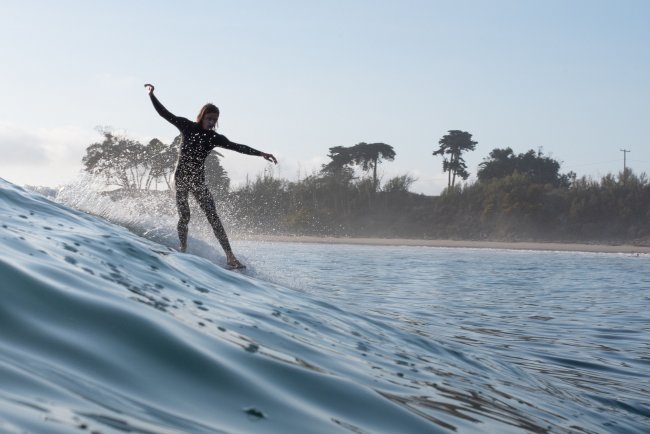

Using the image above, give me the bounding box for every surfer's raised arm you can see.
[144,83,191,130]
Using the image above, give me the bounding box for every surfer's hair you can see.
[197,103,220,126]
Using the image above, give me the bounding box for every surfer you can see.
[145,83,277,268]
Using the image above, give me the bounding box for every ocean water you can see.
[1,179,649,433]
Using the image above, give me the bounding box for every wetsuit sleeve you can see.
[149,94,192,131]
[210,133,263,156]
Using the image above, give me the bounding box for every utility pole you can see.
[620,148,630,183]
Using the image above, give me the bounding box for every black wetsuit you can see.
[149,94,262,252]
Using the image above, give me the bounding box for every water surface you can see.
[2,179,649,433]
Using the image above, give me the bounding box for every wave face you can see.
[1,179,441,433]
[2,178,650,433]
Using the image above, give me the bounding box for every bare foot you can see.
[226,255,245,269]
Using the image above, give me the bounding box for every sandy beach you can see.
[241,235,650,254]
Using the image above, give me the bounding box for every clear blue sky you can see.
[1,0,648,194]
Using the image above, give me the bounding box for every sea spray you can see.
[55,174,248,259]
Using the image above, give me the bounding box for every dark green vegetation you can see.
[80,130,650,244]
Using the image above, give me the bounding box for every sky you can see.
[1,0,648,195]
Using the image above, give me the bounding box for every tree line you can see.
[80,129,649,243]
[82,130,229,193]
[81,129,469,194]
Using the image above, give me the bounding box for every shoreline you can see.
[237,235,650,254]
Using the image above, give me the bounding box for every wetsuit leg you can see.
[176,187,191,251]
[192,185,233,254]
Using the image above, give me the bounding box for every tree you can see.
[475,147,516,180]
[82,132,144,190]
[478,147,571,187]
[383,174,417,193]
[319,147,355,216]
[321,142,396,191]
[321,146,354,176]
[433,130,477,188]
[348,142,396,192]
[82,133,116,179]
[82,132,180,191]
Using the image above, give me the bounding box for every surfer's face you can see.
[201,113,219,130]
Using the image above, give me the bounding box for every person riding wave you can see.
[145,83,277,268]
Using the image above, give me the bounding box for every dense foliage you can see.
[222,168,650,243]
[478,147,575,188]
[80,131,650,244]
[428,170,645,240]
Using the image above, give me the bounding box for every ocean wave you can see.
[2,178,649,433]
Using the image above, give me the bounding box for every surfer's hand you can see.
[261,153,277,164]
[144,83,155,94]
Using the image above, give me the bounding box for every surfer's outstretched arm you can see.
[212,135,278,164]
[228,141,278,164]
[144,83,191,130]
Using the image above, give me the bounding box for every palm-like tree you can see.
[433,130,477,188]
[322,142,396,192]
